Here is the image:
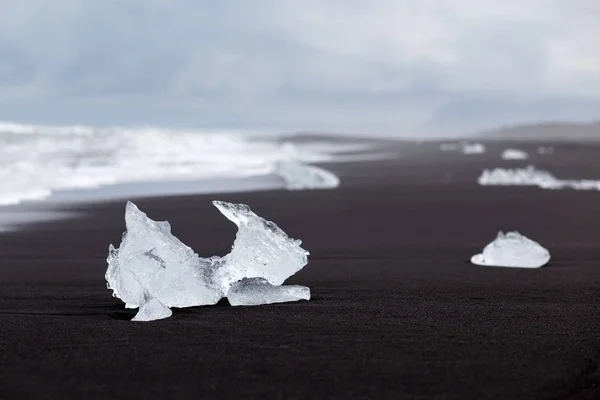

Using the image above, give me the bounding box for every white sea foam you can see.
[0,121,374,206]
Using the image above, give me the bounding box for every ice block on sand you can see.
[227,277,310,306]
[274,160,340,190]
[106,201,310,321]
[471,231,550,268]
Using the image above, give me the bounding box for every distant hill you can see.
[477,121,600,141]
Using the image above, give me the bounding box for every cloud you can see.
[0,0,598,134]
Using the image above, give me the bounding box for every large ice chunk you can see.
[471,231,550,268]
[274,161,340,190]
[478,166,600,191]
[227,277,310,306]
[106,200,310,321]
[105,202,224,310]
[212,201,309,289]
[501,149,529,160]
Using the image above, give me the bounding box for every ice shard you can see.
[106,202,225,320]
[132,293,173,322]
[471,231,550,268]
[227,277,310,306]
[274,160,340,190]
[212,200,309,289]
[106,200,310,321]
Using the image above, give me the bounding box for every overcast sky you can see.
[0,0,598,135]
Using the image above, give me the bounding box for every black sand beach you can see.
[1,140,599,399]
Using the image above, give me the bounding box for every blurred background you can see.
[1,0,599,212]
[1,0,598,135]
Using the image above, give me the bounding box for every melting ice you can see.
[478,166,600,191]
[227,277,310,306]
[471,231,550,268]
[439,142,486,155]
[462,143,486,155]
[106,201,310,321]
[274,161,340,190]
[537,146,554,155]
[501,149,529,160]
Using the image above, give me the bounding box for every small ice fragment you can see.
[462,143,486,155]
[471,231,550,268]
[227,277,310,306]
[478,166,558,188]
[439,142,485,154]
[501,149,529,160]
[132,293,173,322]
[212,201,309,289]
[478,166,600,191]
[274,161,340,190]
[537,146,554,155]
[440,143,459,152]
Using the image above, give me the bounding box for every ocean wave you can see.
[0,121,368,206]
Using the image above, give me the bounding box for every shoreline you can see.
[1,139,600,398]
[0,134,399,232]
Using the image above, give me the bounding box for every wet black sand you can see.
[1,140,599,399]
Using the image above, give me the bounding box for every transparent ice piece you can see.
[132,293,173,322]
[227,277,310,306]
[212,201,309,289]
[106,201,311,321]
[106,202,224,320]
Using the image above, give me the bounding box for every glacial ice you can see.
[212,200,309,289]
[274,161,340,190]
[478,166,600,191]
[132,294,173,322]
[478,166,561,189]
[462,143,486,155]
[106,200,310,321]
[227,277,310,306]
[537,146,554,155]
[501,149,529,160]
[440,143,459,151]
[439,142,486,154]
[471,231,550,268]
[105,202,224,314]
